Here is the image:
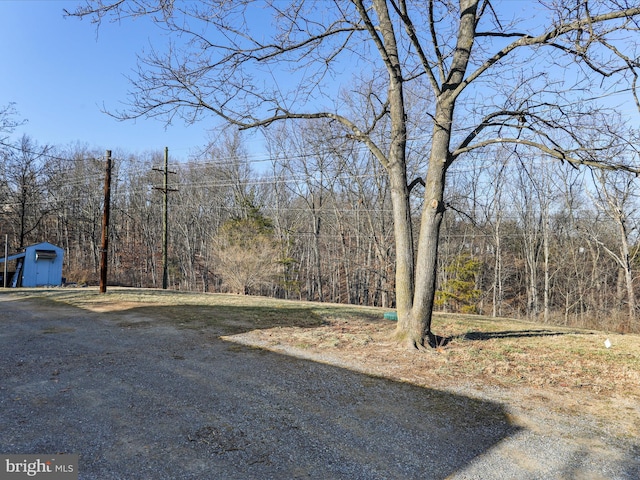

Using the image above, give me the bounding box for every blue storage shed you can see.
[0,242,64,287]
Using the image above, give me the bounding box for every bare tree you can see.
[268,121,347,302]
[0,103,23,145]
[68,0,640,348]
[480,149,511,318]
[2,135,53,248]
[546,164,589,325]
[207,131,255,220]
[589,168,640,330]
[47,144,106,282]
[334,146,395,307]
[264,137,303,300]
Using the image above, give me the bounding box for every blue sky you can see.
[1,1,637,162]
[0,0,214,159]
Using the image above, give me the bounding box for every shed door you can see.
[35,256,54,286]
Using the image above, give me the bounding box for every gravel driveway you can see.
[0,294,638,479]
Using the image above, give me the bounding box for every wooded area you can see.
[2,0,640,342]
[1,126,639,333]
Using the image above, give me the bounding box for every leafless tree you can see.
[547,164,590,326]
[268,121,338,301]
[68,0,640,348]
[171,134,255,292]
[0,103,23,145]
[588,167,640,330]
[2,135,53,248]
[46,144,105,282]
[263,136,302,299]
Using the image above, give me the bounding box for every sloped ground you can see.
[1,289,639,478]
[226,313,640,445]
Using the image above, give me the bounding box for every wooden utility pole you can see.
[153,147,177,289]
[3,234,7,288]
[99,150,112,294]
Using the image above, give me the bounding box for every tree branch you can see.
[457,6,640,99]
[453,137,640,175]
[389,0,441,94]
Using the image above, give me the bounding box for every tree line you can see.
[3,1,640,349]
[1,121,639,333]
[62,0,640,347]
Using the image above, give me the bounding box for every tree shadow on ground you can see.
[1,292,339,335]
[429,329,583,348]
[462,329,576,341]
[113,304,330,334]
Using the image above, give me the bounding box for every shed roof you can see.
[0,242,63,264]
[0,252,26,263]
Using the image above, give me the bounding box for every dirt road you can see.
[0,294,638,479]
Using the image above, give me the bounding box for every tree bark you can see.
[408,101,451,346]
[395,0,478,347]
[618,221,636,329]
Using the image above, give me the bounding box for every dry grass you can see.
[238,312,640,395]
[4,287,639,440]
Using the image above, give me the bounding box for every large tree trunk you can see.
[369,0,416,342]
[390,163,415,339]
[391,0,477,348]
[406,100,453,347]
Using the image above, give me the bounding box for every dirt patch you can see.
[224,316,640,442]
[0,294,527,479]
[2,289,640,478]
[6,288,640,444]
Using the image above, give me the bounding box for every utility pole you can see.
[3,234,8,288]
[153,147,177,289]
[99,150,112,294]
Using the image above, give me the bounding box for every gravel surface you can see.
[1,295,638,479]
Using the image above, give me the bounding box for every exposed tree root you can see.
[394,327,439,351]
[404,331,448,351]
[405,335,429,351]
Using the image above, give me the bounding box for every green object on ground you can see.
[383,311,398,321]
